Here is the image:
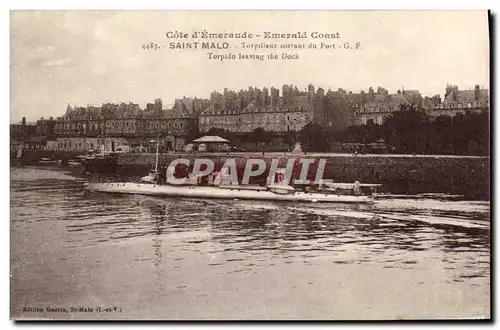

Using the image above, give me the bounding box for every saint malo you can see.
[11,83,489,153]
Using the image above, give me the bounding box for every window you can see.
[467,102,472,108]
[458,103,463,108]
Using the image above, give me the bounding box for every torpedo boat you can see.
[85,142,377,204]
[85,167,376,204]
[85,180,375,204]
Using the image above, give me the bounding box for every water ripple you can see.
[10,167,491,319]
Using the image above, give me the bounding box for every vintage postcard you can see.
[10,10,490,320]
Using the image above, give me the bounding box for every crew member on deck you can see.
[158,165,167,184]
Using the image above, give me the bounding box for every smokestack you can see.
[475,84,480,101]
[21,117,26,126]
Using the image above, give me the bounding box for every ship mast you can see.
[155,131,159,173]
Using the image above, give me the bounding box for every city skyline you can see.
[10,11,489,123]
[11,82,488,124]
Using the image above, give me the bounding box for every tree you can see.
[283,130,297,148]
[299,123,328,152]
[381,104,427,153]
[248,127,273,145]
[186,124,201,142]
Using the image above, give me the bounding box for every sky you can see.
[10,10,490,123]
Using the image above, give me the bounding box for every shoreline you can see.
[10,151,490,200]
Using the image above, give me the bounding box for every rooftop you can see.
[192,136,229,143]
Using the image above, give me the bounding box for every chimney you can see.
[475,84,480,101]
[445,84,454,98]
[22,117,26,126]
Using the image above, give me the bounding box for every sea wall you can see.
[10,150,86,165]
[115,152,490,200]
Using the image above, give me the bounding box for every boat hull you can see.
[85,182,374,204]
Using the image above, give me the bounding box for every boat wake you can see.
[248,198,490,231]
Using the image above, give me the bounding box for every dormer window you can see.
[467,102,472,108]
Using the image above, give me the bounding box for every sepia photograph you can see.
[9,10,491,320]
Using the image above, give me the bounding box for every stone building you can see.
[353,87,421,125]
[323,89,352,131]
[427,84,489,121]
[48,137,130,152]
[422,95,442,116]
[198,85,317,133]
[54,103,143,137]
[142,97,202,150]
[26,84,490,154]
[51,99,198,151]
[10,117,36,141]
[35,117,56,139]
[198,84,429,132]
